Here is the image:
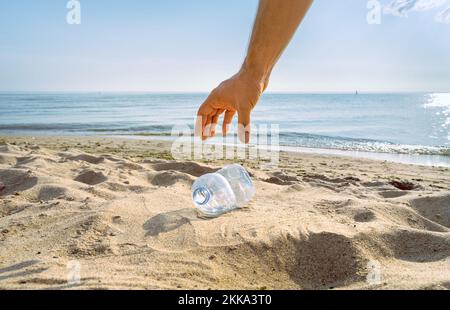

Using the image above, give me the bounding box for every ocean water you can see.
[1,92,449,166]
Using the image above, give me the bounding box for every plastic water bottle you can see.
[192,164,256,217]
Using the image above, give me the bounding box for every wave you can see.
[277,131,450,157]
[0,123,174,133]
[116,130,450,157]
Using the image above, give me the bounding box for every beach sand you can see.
[0,136,449,290]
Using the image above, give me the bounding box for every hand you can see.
[195,68,268,144]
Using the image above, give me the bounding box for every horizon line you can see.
[0,90,449,94]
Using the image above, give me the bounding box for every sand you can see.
[0,136,449,290]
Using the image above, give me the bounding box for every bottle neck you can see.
[193,187,211,205]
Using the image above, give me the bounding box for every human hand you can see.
[195,68,268,144]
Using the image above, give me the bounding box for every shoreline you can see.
[109,134,450,168]
[2,133,449,168]
[120,135,450,168]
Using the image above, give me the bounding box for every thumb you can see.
[237,108,251,144]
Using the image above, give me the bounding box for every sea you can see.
[1,92,449,167]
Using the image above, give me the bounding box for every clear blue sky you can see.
[0,0,449,92]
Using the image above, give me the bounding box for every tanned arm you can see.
[196,0,313,143]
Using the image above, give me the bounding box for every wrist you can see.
[240,60,271,91]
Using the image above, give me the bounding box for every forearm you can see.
[242,0,313,85]
[196,0,313,142]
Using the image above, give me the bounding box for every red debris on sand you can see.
[0,182,5,192]
[390,180,416,191]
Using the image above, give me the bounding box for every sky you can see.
[0,0,449,92]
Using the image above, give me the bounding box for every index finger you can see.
[195,99,216,138]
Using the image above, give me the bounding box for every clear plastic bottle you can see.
[192,164,256,217]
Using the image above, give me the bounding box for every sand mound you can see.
[284,232,366,288]
[0,144,21,153]
[224,232,367,289]
[0,154,18,165]
[63,153,105,164]
[74,170,107,185]
[151,161,217,177]
[378,229,450,262]
[116,162,144,171]
[409,194,450,228]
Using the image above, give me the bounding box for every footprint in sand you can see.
[263,171,298,186]
[389,180,418,191]
[143,208,199,237]
[74,170,107,185]
[0,168,38,196]
[0,154,18,165]
[148,171,193,187]
[36,185,68,202]
[63,153,105,165]
[151,161,217,177]
[354,210,376,223]
[378,190,409,199]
